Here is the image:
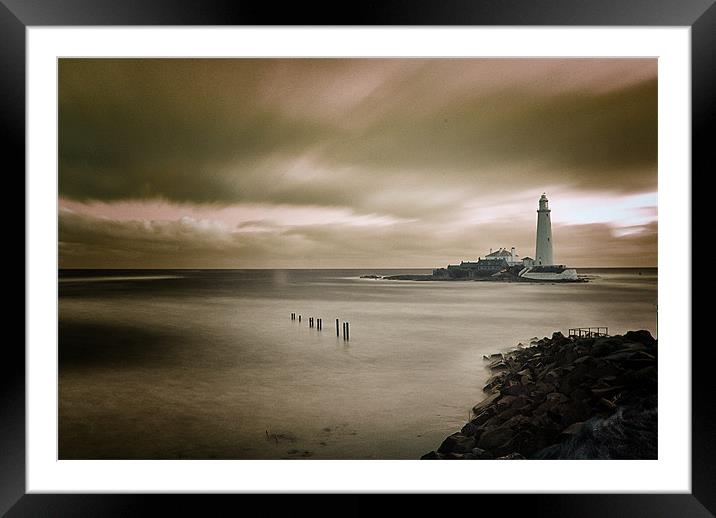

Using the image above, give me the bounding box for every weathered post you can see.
[298,315,301,322]
[346,322,350,340]
[336,319,340,336]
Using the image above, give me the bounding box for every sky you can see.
[58,58,657,268]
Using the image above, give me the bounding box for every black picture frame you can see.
[6,0,708,515]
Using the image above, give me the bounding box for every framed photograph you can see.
[9,0,709,514]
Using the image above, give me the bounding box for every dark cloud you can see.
[319,79,657,194]
[59,58,657,209]
[58,59,658,268]
[59,59,338,204]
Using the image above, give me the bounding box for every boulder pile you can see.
[422,330,657,460]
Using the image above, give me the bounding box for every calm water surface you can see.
[58,268,657,459]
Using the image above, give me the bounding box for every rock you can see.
[621,366,657,386]
[591,338,622,357]
[489,359,510,372]
[483,373,506,392]
[461,421,480,436]
[496,395,518,410]
[420,451,440,460]
[472,391,501,414]
[535,381,555,394]
[551,331,571,346]
[478,425,516,450]
[502,414,533,430]
[574,355,596,365]
[482,408,521,430]
[623,330,656,347]
[545,392,569,404]
[544,369,561,383]
[438,432,476,454]
[558,421,585,439]
[470,447,492,459]
[512,395,533,410]
[630,351,655,361]
[441,452,467,460]
[501,383,525,396]
[547,402,582,428]
[428,330,657,460]
[603,351,638,362]
[597,397,617,410]
[590,385,624,397]
[471,409,495,427]
[496,452,526,460]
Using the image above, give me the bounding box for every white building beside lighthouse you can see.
[535,193,554,266]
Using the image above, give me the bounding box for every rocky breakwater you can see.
[422,330,657,460]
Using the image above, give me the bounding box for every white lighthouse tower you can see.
[535,193,554,266]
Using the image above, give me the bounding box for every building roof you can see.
[486,249,512,257]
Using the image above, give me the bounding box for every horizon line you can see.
[58,266,659,270]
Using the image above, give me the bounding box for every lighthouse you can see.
[535,193,554,266]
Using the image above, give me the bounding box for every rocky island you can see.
[422,330,657,460]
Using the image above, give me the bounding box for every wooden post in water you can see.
[317,318,322,330]
[298,315,301,322]
[336,319,340,336]
[346,322,350,340]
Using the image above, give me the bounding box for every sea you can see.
[58,268,657,459]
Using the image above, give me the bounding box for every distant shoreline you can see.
[58,266,658,272]
[371,274,588,283]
